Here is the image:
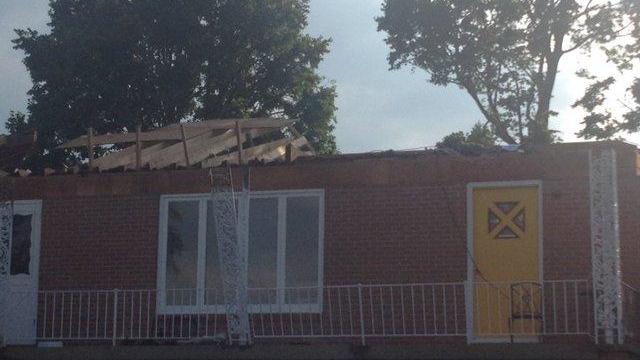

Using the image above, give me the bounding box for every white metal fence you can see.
[471,280,592,337]
[2,280,596,345]
[622,282,640,343]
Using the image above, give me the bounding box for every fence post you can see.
[357,284,365,346]
[0,290,5,348]
[112,289,119,347]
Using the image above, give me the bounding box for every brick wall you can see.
[1,141,637,291]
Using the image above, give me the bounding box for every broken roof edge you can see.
[295,140,638,163]
[3,140,635,178]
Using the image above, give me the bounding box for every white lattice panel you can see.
[209,168,251,345]
[589,148,623,344]
[0,202,10,276]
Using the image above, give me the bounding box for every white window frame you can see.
[156,189,324,315]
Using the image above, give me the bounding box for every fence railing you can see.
[471,280,593,337]
[250,282,467,341]
[2,280,595,345]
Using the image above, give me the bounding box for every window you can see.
[10,214,33,275]
[157,190,324,313]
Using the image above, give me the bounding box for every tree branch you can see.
[463,82,517,144]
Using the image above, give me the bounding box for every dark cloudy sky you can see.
[1,0,637,152]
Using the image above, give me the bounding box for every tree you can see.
[572,0,640,140]
[376,0,633,145]
[436,122,497,154]
[9,0,337,170]
[5,111,29,135]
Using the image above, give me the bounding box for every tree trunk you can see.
[531,4,567,144]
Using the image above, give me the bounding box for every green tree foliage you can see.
[9,0,337,170]
[376,0,632,145]
[573,0,640,140]
[5,111,29,135]
[436,122,497,154]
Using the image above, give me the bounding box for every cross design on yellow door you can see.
[487,201,526,239]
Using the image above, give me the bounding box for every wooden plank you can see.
[145,130,233,170]
[146,128,274,170]
[285,143,293,162]
[235,120,243,165]
[87,127,94,170]
[192,117,296,130]
[94,127,231,170]
[180,124,190,166]
[93,142,169,171]
[288,126,316,155]
[98,127,232,170]
[188,128,273,168]
[58,118,297,148]
[201,136,307,168]
[288,138,314,161]
[59,127,207,148]
[135,125,142,170]
[251,137,311,164]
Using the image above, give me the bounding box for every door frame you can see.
[464,181,543,343]
[2,199,42,345]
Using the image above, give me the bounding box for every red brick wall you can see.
[40,195,159,289]
[0,141,637,291]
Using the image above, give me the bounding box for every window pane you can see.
[10,214,32,275]
[205,201,223,305]
[166,201,198,305]
[285,196,319,304]
[248,198,278,304]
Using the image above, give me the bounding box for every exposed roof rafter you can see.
[58,118,313,171]
[58,118,296,149]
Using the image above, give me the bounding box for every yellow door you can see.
[472,185,541,338]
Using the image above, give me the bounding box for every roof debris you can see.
[56,118,315,173]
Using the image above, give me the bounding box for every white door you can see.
[1,201,41,345]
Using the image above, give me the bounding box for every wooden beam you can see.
[201,136,308,168]
[180,124,190,166]
[96,128,232,171]
[87,127,94,170]
[235,120,243,165]
[144,130,232,169]
[288,126,316,155]
[94,127,230,170]
[252,137,311,164]
[59,127,208,149]
[285,143,293,162]
[146,128,273,170]
[135,125,142,170]
[192,117,296,130]
[93,142,169,171]
[58,118,296,149]
[288,138,314,161]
